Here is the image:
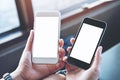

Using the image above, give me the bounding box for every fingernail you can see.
[65,56,68,59]
[30,30,34,33]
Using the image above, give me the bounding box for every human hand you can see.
[11,30,66,80]
[43,74,65,80]
[64,38,102,80]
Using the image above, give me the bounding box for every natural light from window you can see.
[0,0,20,34]
[32,0,112,19]
[32,0,84,11]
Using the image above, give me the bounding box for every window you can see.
[0,0,112,47]
[0,0,20,34]
[0,0,35,45]
[0,0,23,45]
[32,0,112,19]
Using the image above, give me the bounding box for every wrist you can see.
[10,70,24,80]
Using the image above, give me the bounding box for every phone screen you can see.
[70,23,103,64]
[33,16,59,58]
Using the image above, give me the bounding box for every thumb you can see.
[91,46,102,69]
[19,30,34,64]
[24,30,34,52]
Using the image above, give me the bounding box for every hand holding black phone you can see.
[67,18,107,69]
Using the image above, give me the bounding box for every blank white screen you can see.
[70,23,103,63]
[33,16,59,58]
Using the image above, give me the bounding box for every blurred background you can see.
[0,0,120,79]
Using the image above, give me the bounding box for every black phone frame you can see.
[67,18,107,70]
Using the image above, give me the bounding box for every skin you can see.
[43,38,102,80]
[10,30,66,80]
[64,38,102,80]
[6,30,102,80]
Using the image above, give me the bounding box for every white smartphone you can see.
[32,11,60,64]
[67,18,107,69]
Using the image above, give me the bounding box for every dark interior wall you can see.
[0,48,23,77]
[93,4,120,52]
[0,41,25,78]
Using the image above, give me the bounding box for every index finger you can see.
[70,38,75,45]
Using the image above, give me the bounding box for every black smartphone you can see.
[67,18,107,69]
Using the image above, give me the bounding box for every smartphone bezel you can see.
[67,18,107,69]
[32,11,60,64]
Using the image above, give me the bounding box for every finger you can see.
[63,56,68,62]
[24,30,34,52]
[91,46,102,69]
[57,47,65,68]
[63,56,83,73]
[70,38,75,45]
[43,74,65,80]
[58,47,65,58]
[19,30,34,64]
[67,46,72,54]
[65,61,82,73]
[49,41,65,71]
[59,39,64,47]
